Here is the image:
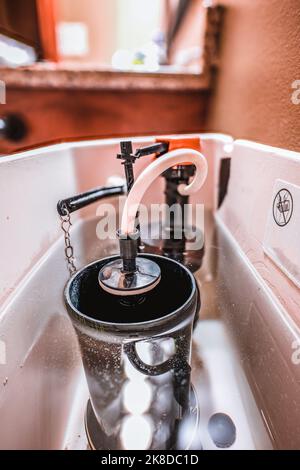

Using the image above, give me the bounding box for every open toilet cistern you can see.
[61,144,208,450]
[99,148,208,297]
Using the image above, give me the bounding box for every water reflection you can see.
[121,415,154,450]
[123,379,152,415]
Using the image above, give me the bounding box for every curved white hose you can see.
[121,148,208,235]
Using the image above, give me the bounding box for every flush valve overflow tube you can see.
[99,147,208,298]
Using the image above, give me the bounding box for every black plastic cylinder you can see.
[117,230,138,273]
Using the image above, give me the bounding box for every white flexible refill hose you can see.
[121,148,208,235]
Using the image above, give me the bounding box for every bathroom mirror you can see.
[0,0,40,66]
[0,0,209,74]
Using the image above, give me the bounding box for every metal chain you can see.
[59,204,77,277]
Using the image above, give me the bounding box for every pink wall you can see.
[55,0,118,63]
[207,0,300,152]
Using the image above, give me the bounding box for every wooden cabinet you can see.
[0,69,209,154]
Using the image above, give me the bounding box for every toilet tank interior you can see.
[0,133,299,450]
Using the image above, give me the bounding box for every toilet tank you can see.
[0,134,299,450]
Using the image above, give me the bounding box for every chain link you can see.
[59,204,77,277]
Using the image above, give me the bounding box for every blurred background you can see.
[0,0,214,155]
[1,1,300,160]
[0,0,207,73]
